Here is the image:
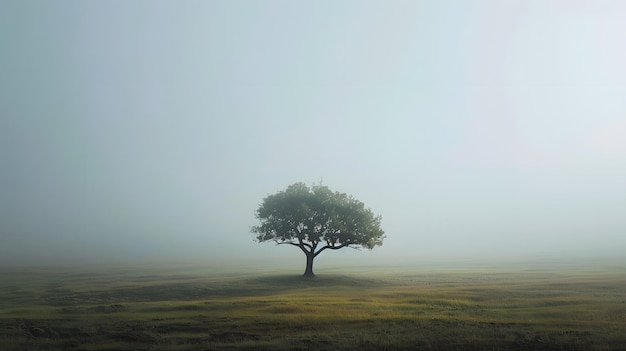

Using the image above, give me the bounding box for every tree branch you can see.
[273,240,300,247]
[295,238,314,254]
[297,238,313,251]
[314,242,355,257]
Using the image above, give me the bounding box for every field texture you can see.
[0,262,625,350]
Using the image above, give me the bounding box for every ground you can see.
[1,260,625,350]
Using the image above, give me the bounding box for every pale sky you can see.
[1,1,625,266]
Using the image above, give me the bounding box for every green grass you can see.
[0,262,625,350]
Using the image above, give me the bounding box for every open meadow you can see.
[1,260,625,350]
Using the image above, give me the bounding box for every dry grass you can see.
[0,262,625,350]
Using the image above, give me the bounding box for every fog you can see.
[1,1,625,267]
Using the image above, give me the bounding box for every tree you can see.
[251,182,385,277]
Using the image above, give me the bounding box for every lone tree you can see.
[251,182,385,277]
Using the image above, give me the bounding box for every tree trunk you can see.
[303,252,315,277]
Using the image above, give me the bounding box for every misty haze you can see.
[1,1,625,350]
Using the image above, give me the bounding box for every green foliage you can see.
[251,182,385,255]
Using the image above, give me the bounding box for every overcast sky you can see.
[1,1,625,266]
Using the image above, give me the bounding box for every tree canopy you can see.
[251,182,385,276]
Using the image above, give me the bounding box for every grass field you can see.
[1,260,625,350]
